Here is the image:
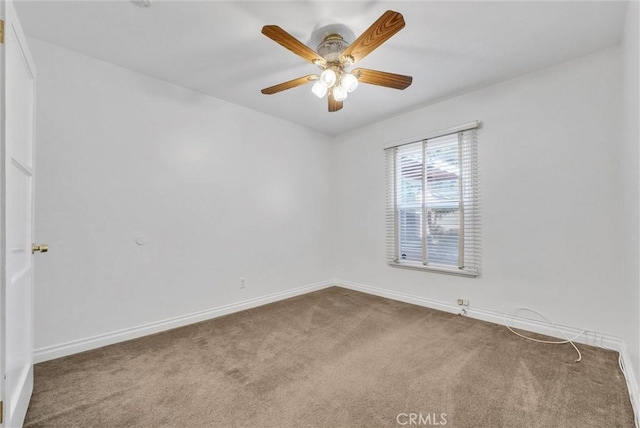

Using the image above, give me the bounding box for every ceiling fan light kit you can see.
[261,10,413,112]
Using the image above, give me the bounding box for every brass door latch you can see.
[32,244,48,254]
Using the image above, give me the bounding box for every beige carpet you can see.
[25,287,634,427]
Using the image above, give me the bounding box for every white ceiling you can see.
[15,1,628,136]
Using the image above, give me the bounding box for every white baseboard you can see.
[33,277,639,426]
[619,340,640,428]
[334,278,639,424]
[33,280,334,363]
[335,279,621,348]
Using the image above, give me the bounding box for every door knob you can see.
[32,244,48,254]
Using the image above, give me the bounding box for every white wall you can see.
[30,39,334,351]
[30,15,638,389]
[332,47,626,340]
[620,0,640,386]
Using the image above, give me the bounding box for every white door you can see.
[1,0,38,426]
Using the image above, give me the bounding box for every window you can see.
[385,122,480,276]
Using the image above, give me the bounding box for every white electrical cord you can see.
[504,308,637,427]
[503,308,583,362]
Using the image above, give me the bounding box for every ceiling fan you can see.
[261,10,413,112]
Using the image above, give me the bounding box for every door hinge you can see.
[1,400,4,424]
[0,20,4,44]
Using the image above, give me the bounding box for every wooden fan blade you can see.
[352,68,412,90]
[261,75,319,95]
[328,92,343,112]
[262,25,325,65]
[341,10,405,64]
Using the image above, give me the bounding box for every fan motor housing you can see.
[317,34,349,62]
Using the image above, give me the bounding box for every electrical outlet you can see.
[457,298,470,306]
[457,298,464,305]
[240,277,246,289]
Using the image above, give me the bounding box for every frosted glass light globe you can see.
[341,73,359,93]
[311,80,328,98]
[320,69,337,88]
[333,85,348,102]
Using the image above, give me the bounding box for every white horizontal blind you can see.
[395,142,423,262]
[425,133,461,267]
[385,126,479,276]
[385,147,398,262]
[459,129,480,274]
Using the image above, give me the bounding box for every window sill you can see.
[387,261,479,278]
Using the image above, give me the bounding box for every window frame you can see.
[385,121,480,277]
